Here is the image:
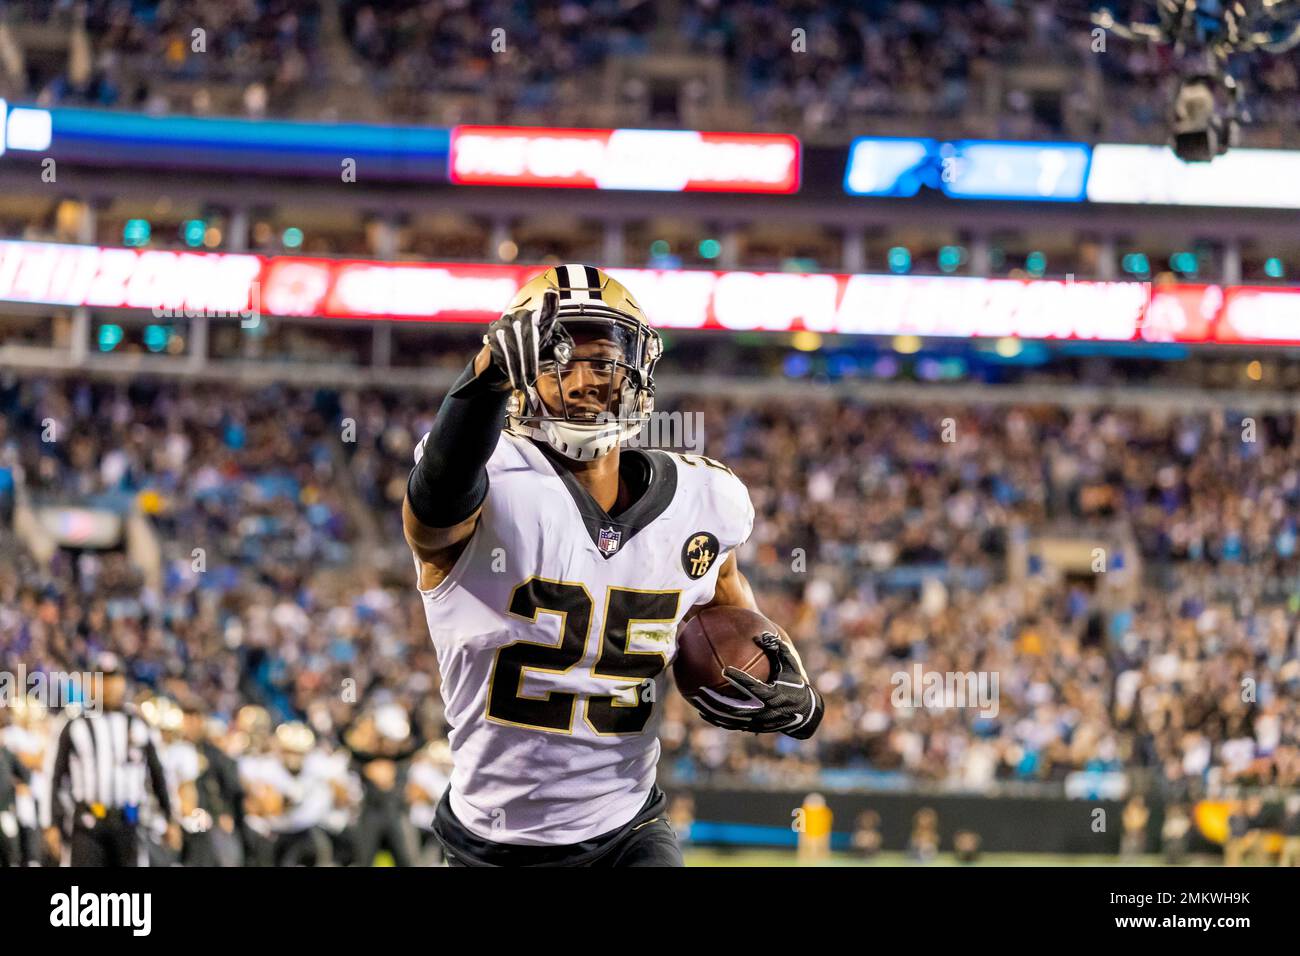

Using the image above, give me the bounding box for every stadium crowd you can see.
[1,371,1298,864]
[6,1,1299,142]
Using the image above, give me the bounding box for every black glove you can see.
[687,632,823,740]
[483,289,573,392]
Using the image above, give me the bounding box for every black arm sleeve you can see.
[212,748,246,832]
[47,720,74,831]
[142,732,173,822]
[9,750,30,786]
[406,356,511,528]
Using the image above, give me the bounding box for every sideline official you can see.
[43,656,179,866]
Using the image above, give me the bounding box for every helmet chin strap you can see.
[538,419,628,461]
[507,409,643,462]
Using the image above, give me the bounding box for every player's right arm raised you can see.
[403,289,565,589]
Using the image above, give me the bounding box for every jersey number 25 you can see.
[488,578,681,736]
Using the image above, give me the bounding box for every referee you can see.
[42,656,179,866]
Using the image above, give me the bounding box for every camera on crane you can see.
[1169,72,1239,162]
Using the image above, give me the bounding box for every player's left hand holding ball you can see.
[690,633,824,739]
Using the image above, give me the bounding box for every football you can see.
[673,605,776,698]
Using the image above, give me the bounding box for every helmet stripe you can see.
[556,264,574,299]
[563,263,582,299]
[557,263,602,302]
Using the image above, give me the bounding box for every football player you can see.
[403,264,822,866]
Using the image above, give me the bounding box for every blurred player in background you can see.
[262,722,334,866]
[406,741,452,866]
[0,699,46,866]
[176,699,246,867]
[0,709,30,866]
[338,688,425,867]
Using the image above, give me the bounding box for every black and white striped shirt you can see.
[43,709,173,829]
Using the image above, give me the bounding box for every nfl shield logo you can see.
[598,526,622,555]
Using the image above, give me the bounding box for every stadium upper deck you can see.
[2,1,1298,146]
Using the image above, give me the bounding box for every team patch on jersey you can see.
[681,531,720,579]
[598,526,623,555]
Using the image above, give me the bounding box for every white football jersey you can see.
[414,431,753,845]
[162,740,201,799]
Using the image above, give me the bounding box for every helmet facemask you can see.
[508,315,661,461]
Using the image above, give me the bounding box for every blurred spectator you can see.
[953,828,981,863]
[797,791,832,861]
[1279,795,1300,867]
[1225,796,1263,866]
[6,1,1298,142]
[1121,794,1150,859]
[1160,803,1191,865]
[908,806,939,862]
[851,808,882,859]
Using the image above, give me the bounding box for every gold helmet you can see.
[140,695,183,733]
[236,704,272,740]
[274,721,316,755]
[504,264,662,461]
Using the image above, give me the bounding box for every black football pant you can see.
[183,827,244,867]
[435,786,683,867]
[70,814,140,867]
[274,827,332,866]
[351,804,418,867]
[0,829,20,866]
